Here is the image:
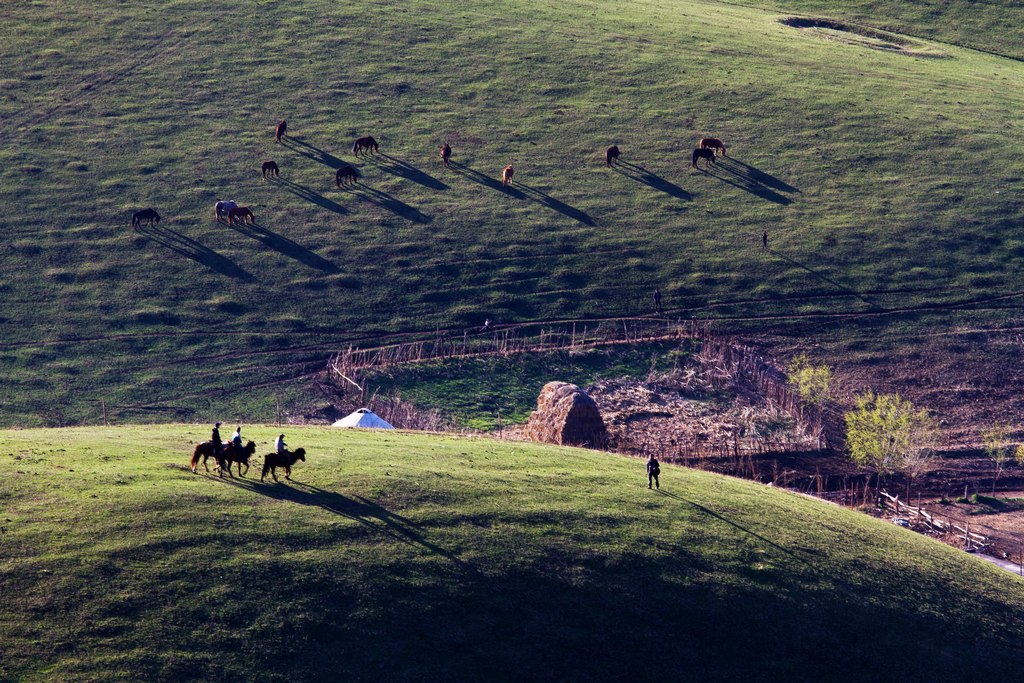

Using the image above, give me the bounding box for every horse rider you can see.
[232,426,243,451]
[211,422,223,458]
[276,433,287,456]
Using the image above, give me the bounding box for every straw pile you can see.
[525,381,608,448]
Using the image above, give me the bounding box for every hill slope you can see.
[2,426,1023,680]
[2,0,1024,425]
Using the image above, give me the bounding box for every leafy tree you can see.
[787,353,833,407]
[844,392,938,498]
[983,426,1014,496]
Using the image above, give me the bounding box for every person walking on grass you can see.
[647,455,661,489]
[653,288,662,314]
[762,230,769,251]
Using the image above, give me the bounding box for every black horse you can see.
[132,208,160,229]
[261,448,306,482]
[691,148,716,170]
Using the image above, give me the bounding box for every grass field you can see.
[2,425,1023,680]
[2,0,1024,426]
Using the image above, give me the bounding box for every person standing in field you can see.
[653,288,662,314]
[762,230,769,250]
[647,455,661,489]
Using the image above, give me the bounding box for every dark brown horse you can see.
[699,137,726,157]
[190,440,256,477]
[352,136,379,156]
[228,206,255,225]
[262,160,280,178]
[606,145,621,167]
[440,143,452,168]
[131,208,160,229]
[691,148,716,170]
[502,164,514,186]
[336,165,360,187]
[261,448,306,482]
[276,120,287,143]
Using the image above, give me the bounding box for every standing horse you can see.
[699,137,727,157]
[606,145,621,167]
[336,165,360,187]
[275,120,287,143]
[501,164,514,187]
[215,200,238,222]
[228,206,255,225]
[440,143,452,168]
[352,136,379,156]
[691,148,716,169]
[131,208,160,229]
[261,448,306,482]
[262,160,280,178]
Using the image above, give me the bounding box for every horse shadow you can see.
[369,153,449,190]
[448,162,595,225]
[340,184,431,224]
[136,224,254,280]
[768,249,879,309]
[272,177,349,216]
[615,160,691,201]
[225,218,341,273]
[701,158,798,205]
[722,158,801,194]
[282,137,347,170]
[217,476,466,566]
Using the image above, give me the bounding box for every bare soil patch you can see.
[780,17,945,58]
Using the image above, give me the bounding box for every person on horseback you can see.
[211,422,223,457]
[276,433,287,455]
[232,426,242,449]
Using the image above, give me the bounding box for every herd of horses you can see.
[190,439,307,482]
[130,117,729,235]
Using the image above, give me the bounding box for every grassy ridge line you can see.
[1,0,1023,426]
[2,425,1023,680]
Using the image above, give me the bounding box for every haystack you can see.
[525,381,607,448]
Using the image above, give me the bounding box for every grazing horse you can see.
[501,164,514,187]
[699,137,727,157]
[131,208,160,229]
[440,143,452,168]
[215,200,238,222]
[275,120,287,143]
[352,136,379,156]
[606,145,621,167]
[691,148,716,170]
[336,165,360,187]
[190,440,256,477]
[261,448,306,482]
[228,206,255,225]
[261,160,280,178]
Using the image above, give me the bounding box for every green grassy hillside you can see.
[2,426,1023,680]
[2,0,1024,425]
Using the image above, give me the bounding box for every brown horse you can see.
[336,165,360,187]
[228,206,255,225]
[190,440,256,477]
[131,208,160,229]
[440,143,452,168]
[261,448,306,482]
[352,136,379,156]
[691,148,716,170]
[262,160,280,178]
[275,120,287,143]
[502,164,514,186]
[606,145,621,167]
[699,137,726,157]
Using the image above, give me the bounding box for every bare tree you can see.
[983,426,1014,496]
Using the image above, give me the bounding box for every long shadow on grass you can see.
[225,219,341,273]
[368,153,449,190]
[136,224,253,280]
[768,249,880,309]
[721,157,801,194]
[272,177,349,216]
[615,160,691,201]
[697,158,794,205]
[448,161,595,225]
[217,476,465,565]
[339,184,431,223]
[281,136,347,169]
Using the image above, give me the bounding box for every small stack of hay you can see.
[525,381,608,448]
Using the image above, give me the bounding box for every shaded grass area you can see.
[361,342,689,429]
[1,426,1023,680]
[1,0,1024,426]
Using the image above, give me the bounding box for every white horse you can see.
[214,200,238,222]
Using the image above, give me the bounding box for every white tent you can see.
[332,408,395,429]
